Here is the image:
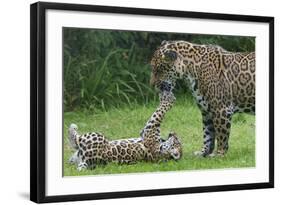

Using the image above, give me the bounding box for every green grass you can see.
[63,97,255,176]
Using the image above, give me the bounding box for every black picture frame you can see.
[30,1,274,203]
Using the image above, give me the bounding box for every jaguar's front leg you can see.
[194,111,215,157]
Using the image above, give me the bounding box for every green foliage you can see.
[64,28,255,111]
[63,97,255,176]
[190,34,255,52]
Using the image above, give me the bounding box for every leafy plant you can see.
[63,28,255,111]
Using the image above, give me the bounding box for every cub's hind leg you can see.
[77,158,97,171]
[68,150,81,165]
[77,159,88,171]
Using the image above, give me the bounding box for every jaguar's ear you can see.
[161,40,168,45]
[168,132,176,138]
[163,50,177,62]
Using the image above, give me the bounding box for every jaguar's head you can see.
[150,40,183,90]
[161,132,183,160]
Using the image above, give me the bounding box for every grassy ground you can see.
[63,97,255,176]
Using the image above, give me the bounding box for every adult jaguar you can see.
[150,40,255,156]
[68,89,182,170]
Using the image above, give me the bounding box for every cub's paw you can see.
[69,123,78,132]
[77,162,88,171]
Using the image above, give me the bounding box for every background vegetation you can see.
[63,28,255,175]
[64,28,255,111]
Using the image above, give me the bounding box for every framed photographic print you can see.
[30,1,274,203]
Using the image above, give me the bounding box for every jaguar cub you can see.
[68,90,182,171]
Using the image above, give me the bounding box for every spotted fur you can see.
[150,40,255,156]
[140,88,182,161]
[68,91,182,170]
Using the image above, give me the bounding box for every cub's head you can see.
[161,132,183,160]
